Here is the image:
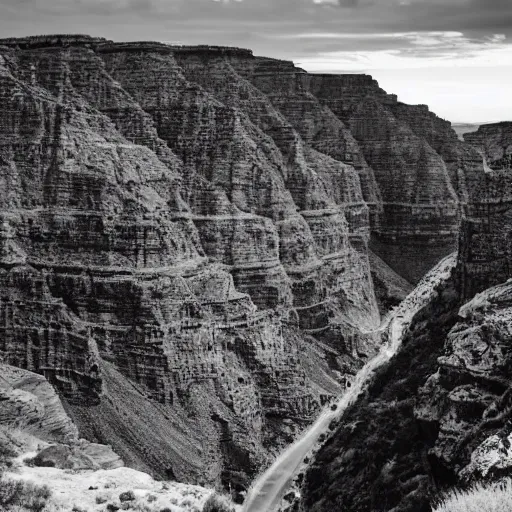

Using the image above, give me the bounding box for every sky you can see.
[0,0,511,123]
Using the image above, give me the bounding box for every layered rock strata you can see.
[464,122,512,170]
[0,35,382,489]
[0,35,492,498]
[306,74,466,283]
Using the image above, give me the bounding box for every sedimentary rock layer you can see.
[0,35,493,496]
[306,74,465,283]
[0,35,381,489]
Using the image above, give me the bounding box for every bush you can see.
[0,478,25,506]
[0,477,52,511]
[434,478,512,512]
[0,430,18,470]
[119,490,136,502]
[202,493,234,512]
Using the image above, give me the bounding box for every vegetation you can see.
[0,478,52,512]
[0,428,18,470]
[202,493,234,512]
[0,427,53,512]
[434,479,512,512]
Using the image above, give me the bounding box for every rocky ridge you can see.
[0,364,223,512]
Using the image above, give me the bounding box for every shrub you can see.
[0,430,18,470]
[202,493,234,512]
[434,478,512,512]
[119,490,136,502]
[0,478,25,506]
[0,477,52,512]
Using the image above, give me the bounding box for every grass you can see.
[434,478,512,512]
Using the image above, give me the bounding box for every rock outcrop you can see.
[0,35,382,490]
[0,363,79,443]
[0,363,123,470]
[306,75,467,283]
[464,122,512,170]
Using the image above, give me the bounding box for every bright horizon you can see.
[1,0,511,124]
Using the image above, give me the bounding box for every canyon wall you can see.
[300,123,512,511]
[306,74,472,283]
[0,35,380,492]
[0,34,492,497]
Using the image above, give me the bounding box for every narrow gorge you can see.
[0,34,509,512]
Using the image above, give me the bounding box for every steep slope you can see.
[0,364,221,512]
[464,122,512,170]
[0,35,494,502]
[300,133,512,511]
[0,35,382,491]
[226,55,382,231]
[368,250,414,312]
[97,44,380,342]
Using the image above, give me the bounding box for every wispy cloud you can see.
[287,31,511,70]
[1,0,511,122]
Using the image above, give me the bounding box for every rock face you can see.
[464,122,512,170]
[458,123,512,300]
[0,363,123,470]
[0,363,79,443]
[0,35,382,489]
[300,125,512,511]
[307,75,468,283]
[0,34,491,494]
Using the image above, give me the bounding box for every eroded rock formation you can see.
[0,34,493,496]
[0,35,380,490]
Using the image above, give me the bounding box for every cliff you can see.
[300,125,512,511]
[0,35,493,498]
[464,122,512,170]
[306,74,471,283]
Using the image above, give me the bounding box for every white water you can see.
[242,254,456,512]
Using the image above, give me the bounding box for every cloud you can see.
[296,32,511,71]
[0,0,510,124]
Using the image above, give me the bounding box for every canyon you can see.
[300,122,512,511]
[0,34,508,511]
